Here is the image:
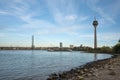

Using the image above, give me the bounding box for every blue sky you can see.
[0,0,120,47]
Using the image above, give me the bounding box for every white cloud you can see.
[105,0,120,18]
[0,0,90,36]
[53,13,78,25]
[78,32,120,42]
[0,33,5,37]
[0,0,87,36]
[35,22,93,37]
[65,15,77,21]
[78,32,120,47]
[46,0,80,25]
[0,11,9,15]
[95,7,115,24]
[78,16,89,22]
[86,0,116,25]
[79,34,93,38]
[36,25,82,36]
[98,33,120,41]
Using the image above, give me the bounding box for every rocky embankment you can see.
[47,54,120,80]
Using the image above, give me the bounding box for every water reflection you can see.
[30,51,35,78]
[94,53,97,61]
[59,52,63,72]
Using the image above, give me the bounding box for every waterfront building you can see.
[70,45,74,48]
[60,42,62,49]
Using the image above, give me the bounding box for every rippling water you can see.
[0,50,111,80]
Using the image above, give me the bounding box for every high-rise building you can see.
[70,45,74,48]
[32,35,35,49]
[60,42,62,49]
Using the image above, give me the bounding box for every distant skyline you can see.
[0,0,120,47]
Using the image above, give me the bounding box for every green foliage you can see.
[100,46,113,53]
[113,43,120,53]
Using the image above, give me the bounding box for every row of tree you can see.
[73,40,120,54]
[95,40,120,53]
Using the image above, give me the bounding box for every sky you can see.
[0,0,120,47]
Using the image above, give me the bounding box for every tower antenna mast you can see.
[93,17,98,49]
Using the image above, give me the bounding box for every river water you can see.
[0,50,111,80]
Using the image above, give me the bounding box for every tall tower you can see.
[93,17,98,49]
[32,35,35,50]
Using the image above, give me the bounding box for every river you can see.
[0,50,111,80]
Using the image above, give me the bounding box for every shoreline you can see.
[47,54,120,80]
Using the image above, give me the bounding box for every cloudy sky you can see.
[0,0,120,47]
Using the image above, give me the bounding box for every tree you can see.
[101,46,112,53]
[113,43,120,53]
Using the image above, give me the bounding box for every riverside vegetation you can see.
[74,39,120,54]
